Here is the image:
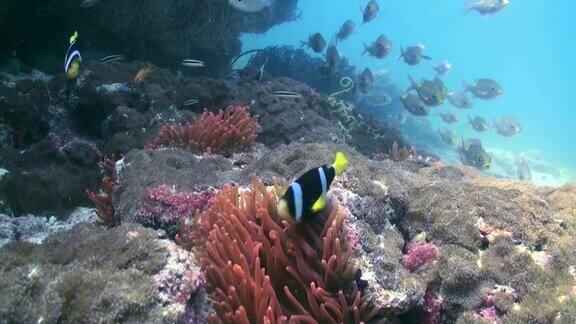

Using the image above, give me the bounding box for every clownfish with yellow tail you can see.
[64,31,82,79]
[277,152,348,223]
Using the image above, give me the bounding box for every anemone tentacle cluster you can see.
[146,106,261,155]
[177,180,383,323]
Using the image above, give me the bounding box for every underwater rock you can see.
[0,76,51,148]
[0,222,209,323]
[0,208,95,248]
[0,135,101,217]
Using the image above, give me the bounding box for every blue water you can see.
[243,1,576,184]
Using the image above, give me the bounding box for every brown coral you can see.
[85,155,118,227]
[177,180,382,323]
[146,106,260,155]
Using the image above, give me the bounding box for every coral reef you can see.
[179,180,383,322]
[146,106,261,155]
[0,136,575,322]
[0,62,407,219]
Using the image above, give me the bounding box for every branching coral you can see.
[177,180,383,323]
[136,185,215,235]
[146,106,260,155]
[85,155,118,227]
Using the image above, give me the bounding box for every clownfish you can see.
[64,31,82,79]
[277,152,348,223]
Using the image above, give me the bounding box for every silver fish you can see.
[438,111,459,124]
[463,79,503,100]
[447,91,473,109]
[400,92,429,116]
[362,35,391,59]
[398,44,432,66]
[433,60,452,77]
[468,116,489,132]
[459,136,492,169]
[398,113,408,124]
[361,0,379,24]
[516,158,532,181]
[182,59,205,68]
[301,33,326,53]
[363,92,392,107]
[407,75,447,107]
[466,0,510,15]
[337,20,356,42]
[228,0,271,13]
[494,116,522,137]
[358,68,374,94]
[438,127,458,146]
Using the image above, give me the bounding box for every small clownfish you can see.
[64,31,82,79]
[277,152,349,223]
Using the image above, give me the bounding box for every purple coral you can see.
[136,185,215,233]
[401,240,438,272]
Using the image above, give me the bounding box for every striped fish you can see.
[183,99,199,106]
[272,91,304,99]
[64,31,82,79]
[99,55,125,64]
[277,152,348,223]
[182,59,205,68]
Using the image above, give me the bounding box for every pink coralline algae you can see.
[401,240,438,272]
[136,185,215,233]
[423,287,442,324]
[152,240,207,317]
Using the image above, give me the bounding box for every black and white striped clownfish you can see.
[64,31,82,79]
[277,152,348,223]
